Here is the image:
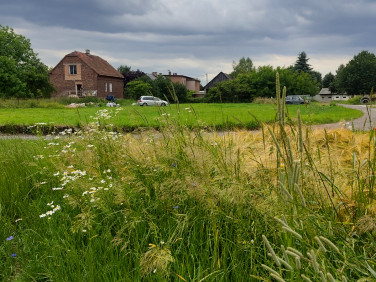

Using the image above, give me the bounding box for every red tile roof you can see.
[67,51,123,78]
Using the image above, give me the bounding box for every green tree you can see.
[168,82,189,103]
[334,51,376,94]
[293,51,312,73]
[322,72,335,88]
[124,80,152,99]
[151,75,171,99]
[231,57,254,78]
[0,25,53,98]
[206,65,320,103]
[117,65,131,74]
[332,64,346,93]
[310,70,322,84]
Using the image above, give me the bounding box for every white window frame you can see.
[109,83,112,93]
[105,82,108,92]
[69,65,77,75]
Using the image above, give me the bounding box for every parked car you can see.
[137,96,168,106]
[285,95,309,104]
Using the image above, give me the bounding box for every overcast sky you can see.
[1,0,376,84]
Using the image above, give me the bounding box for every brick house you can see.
[49,50,124,98]
[164,72,200,93]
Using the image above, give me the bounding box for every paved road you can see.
[314,104,376,131]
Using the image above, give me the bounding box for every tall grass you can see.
[1,76,375,280]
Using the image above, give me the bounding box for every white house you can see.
[313,88,353,102]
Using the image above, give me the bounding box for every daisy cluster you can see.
[39,201,61,218]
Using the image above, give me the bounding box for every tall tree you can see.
[119,69,145,87]
[117,65,131,74]
[293,51,312,73]
[231,57,254,78]
[322,72,335,88]
[0,25,53,98]
[333,51,376,94]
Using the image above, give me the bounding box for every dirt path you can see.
[313,104,376,131]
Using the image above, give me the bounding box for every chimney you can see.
[168,70,171,75]
[85,49,90,55]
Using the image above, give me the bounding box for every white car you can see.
[137,96,168,106]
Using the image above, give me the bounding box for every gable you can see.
[51,51,123,79]
[204,72,232,90]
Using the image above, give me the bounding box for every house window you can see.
[69,65,77,75]
[105,82,112,93]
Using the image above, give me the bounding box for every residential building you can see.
[204,72,232,93]
[49,50,124,98]
[164,72,200,93]
[313,88,353,102]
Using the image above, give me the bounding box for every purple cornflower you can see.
[11,253,16,257]
[6,236,14,241]
[173,206,179,209]
[172,163,176,168]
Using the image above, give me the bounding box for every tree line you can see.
[1,25,376,101]
[206,53,321,103]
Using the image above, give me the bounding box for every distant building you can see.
[313,88,353,102]
[164,72,201,93]
[203,72,232,93]
[49,50,124,98]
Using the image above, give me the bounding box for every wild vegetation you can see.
[1,76,375,281]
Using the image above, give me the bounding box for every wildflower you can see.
[6,236,14,241]
[280,163,285,168]
[63,194,69,199]
[172,163,176,168]
[52,187,64,191]
[173,206,179,209]
[53,172,60,176]
[11,253,16,257]
[149,243,156,248]
[87,144,94,148]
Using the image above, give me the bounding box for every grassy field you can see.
[0,102,363,132]
[1,107,376,280]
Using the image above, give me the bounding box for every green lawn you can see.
[0,103,363,131]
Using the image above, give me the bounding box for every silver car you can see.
[137,96,168,106]
[285,95,309,104]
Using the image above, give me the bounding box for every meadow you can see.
[1,102,376,281]
[0,98,363,133]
